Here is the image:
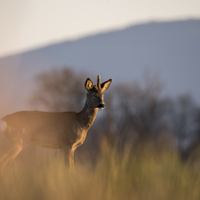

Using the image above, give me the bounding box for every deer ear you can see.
[101,79,112,92]
[85,78,93,90]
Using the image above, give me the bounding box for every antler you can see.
[97,75,101,89]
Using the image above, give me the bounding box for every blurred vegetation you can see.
[30,68,86,112]
[0,142,200,200]
[1,67,200,199]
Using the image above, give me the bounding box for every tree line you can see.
[30,68,200,164]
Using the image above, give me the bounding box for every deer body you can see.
[0,75,112,170]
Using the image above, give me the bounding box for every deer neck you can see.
[77,102,98,131]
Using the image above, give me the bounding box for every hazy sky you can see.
[0,0,200,57]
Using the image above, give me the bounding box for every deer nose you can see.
[98,103,105,109]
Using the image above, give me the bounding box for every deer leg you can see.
[0,140,23,171]
[70,149,75,170]
[63,145,75,170]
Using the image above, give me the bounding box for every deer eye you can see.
[93,95,98,99]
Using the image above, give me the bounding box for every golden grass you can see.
[0,142,200,200]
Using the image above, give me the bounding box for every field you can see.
[0,141,200,200]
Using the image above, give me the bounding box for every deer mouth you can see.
[98,103,105,109]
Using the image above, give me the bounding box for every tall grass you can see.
[0,141,200,200]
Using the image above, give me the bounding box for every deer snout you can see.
[98,103,105,109]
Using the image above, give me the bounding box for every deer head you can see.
[85,75,112,110]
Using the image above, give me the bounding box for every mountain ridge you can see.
[0,19,199,59]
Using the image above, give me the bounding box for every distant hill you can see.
[0,19,200,117]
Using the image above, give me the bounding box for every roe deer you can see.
[0,75,112,170]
